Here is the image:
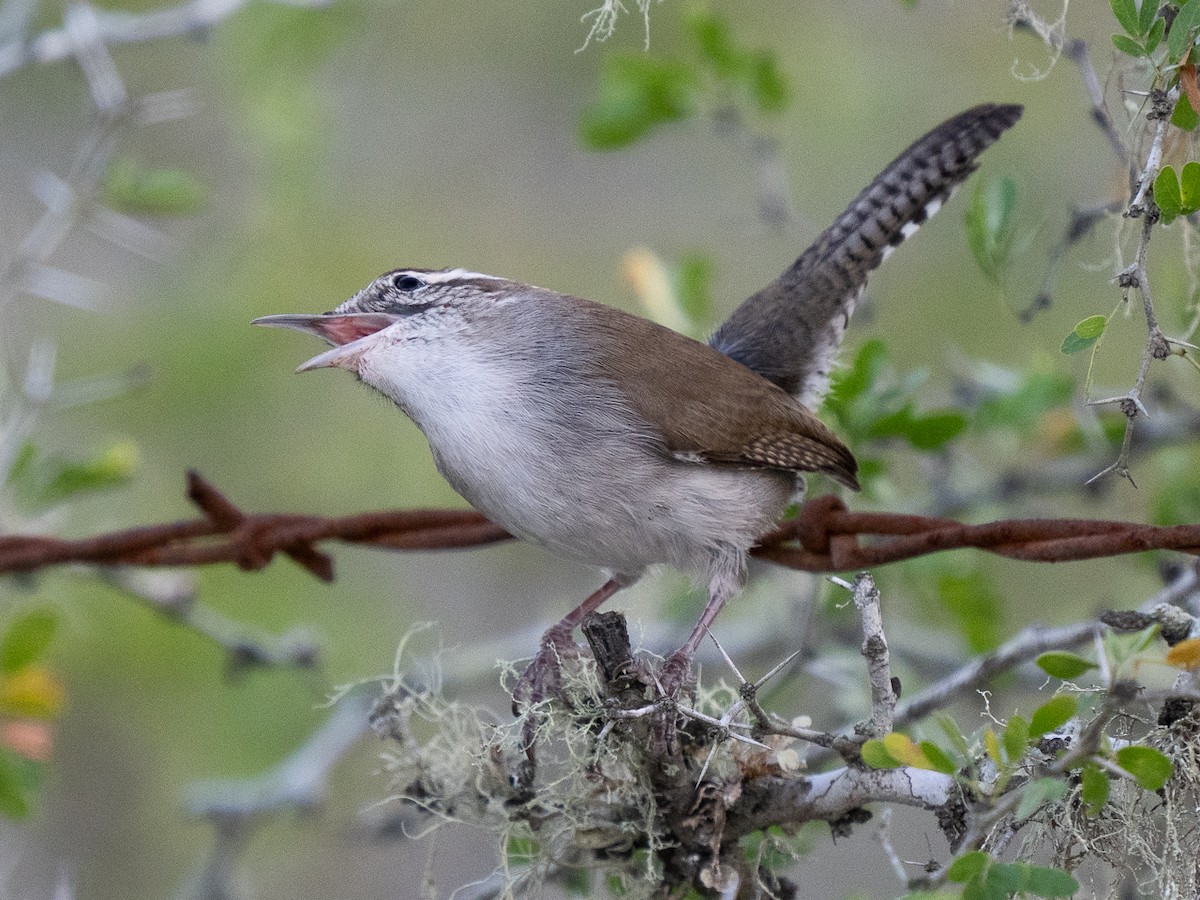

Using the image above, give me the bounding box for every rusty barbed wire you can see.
[1,471,1198,580]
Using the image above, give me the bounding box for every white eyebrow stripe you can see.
[420,268,505,283]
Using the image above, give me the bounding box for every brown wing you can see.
[575,298,860,490]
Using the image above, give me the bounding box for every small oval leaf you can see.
[1024,865,1080,897]
[918,740,958,775]
[1111,33,1145,57]
[1116,745,1173,791]
[1030,695,1078,738]
[1110,0,1140,36]
[1003,714,1030,760]
[882,731,932,768]
[946,849,990,883]
[1173,90,1200,131]
[1170,0,1200,60]
[1037,650,1097,679]
[1181,160,1200,212]
[1080,761,1110,815]
[1061,316,1107,354]
[860,738,900,769]
[1154,165,1183,216]
[984,727,1002,765]
[1166,636,1200,670]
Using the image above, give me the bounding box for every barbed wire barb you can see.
[1,472,1197,581]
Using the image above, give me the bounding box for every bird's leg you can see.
[659,554,744,696]
[512,577,623,712]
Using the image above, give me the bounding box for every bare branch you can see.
[832,572,895,738]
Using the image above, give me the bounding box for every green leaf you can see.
[1154,164,1183,220]
[935,712,974,761]
[864,404,915,439]
[1170,0,1200,60]
[965,176,1018,283]
[1003,714,1030,760]
[688,10,738,76]
[1061,315,1108,354]
[1036,650,1097,679]
[918,740,958,775]
[906,411,969,450]
[1023,865,1080,897]
[936,571,1002,653]
[1180,160,1200,212]
[1030,695,1078,738]
[686,10,789,114]
[748,53,789,113]
[1080,761,1110,815]
[1075,315,1107,340]
[973,371,1075,431]
[0,611,57,675]
[1146,14,1166,52]
[946,850,990,883]
[44,442,138,503]
[505,835,540,859]
[674,252,715,327]
[1172,90,1200,131]
[985,862,1026,893]
[830,339,888,404]
[1111,33,1145,56]
[11,441,138,508]
[562,868,592,896]
[102,158,209,216]
[0,749,40,819]
[860,738,900,768]
[1015,776,1069,820]
[579,56,698,150]
[1139,0,1159,34]
[1109,0,1140,36]
[1116,745,1173,790]
[961,877,1004,900]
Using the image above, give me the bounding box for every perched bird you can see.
[255,103,1022,693]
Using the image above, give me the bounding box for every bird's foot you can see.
[656,649,697,699]
[511,623,580,716]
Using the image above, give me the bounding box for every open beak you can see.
[252,313,400,372]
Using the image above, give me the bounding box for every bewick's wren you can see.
[254,103,1021,690]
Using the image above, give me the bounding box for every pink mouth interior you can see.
[320,314,396,345]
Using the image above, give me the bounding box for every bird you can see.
[254,103,1022,696]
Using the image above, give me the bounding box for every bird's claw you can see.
[511,624,579,715]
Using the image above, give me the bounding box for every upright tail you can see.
[709,103,1023,406]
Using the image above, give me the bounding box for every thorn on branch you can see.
[1150,329,1172,360]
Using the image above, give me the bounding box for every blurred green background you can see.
[2,1,1193,897]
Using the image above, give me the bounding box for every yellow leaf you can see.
[1166,637,1200,671]
[882,732,932,769]
[984,727,1002,765]
[0,666,65,718]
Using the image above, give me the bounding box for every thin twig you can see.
[832,572,895,737]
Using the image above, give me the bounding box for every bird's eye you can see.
[391,273,425,292]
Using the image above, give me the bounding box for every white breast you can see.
[354,330,793,581]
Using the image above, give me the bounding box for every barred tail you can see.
[710,103,1023,405]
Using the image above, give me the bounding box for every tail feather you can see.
[710,103,1023,406]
